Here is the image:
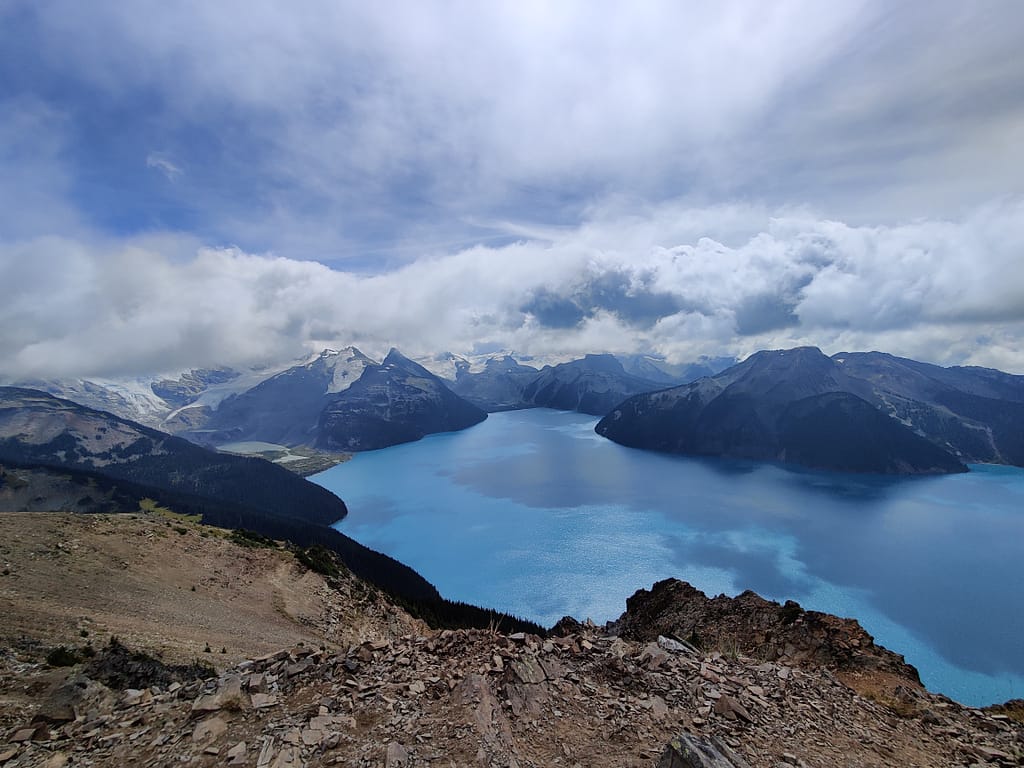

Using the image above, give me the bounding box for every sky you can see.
[2,0,1024,378]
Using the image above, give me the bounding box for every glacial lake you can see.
[313,408,1024,707]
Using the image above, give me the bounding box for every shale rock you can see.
[659,733,753,768]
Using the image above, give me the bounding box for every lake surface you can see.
[313,408,1024,707]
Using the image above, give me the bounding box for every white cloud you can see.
[2,2,1023,377]
[6,1,1023,258]
[2,200,1024,379]
[145,153,183,180]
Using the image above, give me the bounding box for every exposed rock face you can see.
[35,675,117,725]
[522,354,666,416]
[596,347,973,474]
[611,579,921,683]
[316,349,487,451]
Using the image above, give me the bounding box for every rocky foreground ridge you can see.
[2,514,1022,767]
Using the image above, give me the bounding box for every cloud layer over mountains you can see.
[4,200,1024,378]
[2,1,1023,377]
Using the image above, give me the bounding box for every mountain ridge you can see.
[0,386,545,633]
[188,347,378,447]
[520,354,669,416]
[0,386,442,604]
[594,346,1024,474]
[1,512,1021,768]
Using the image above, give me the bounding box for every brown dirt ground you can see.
[0,512,395,666]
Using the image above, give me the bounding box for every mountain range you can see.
[3,349,720,453]
[447,355,542,411]
[597,346,1024,474]
[10,344,1024,476]
[3,347,1024,766]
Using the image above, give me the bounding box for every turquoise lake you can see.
[313,408,1024,707]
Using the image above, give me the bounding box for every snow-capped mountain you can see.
[7,376,177,429]
[186,347,380,446]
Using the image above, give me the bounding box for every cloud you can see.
[520,289,587,330]
[2,199,1024,379]
[521,270,685,330]
[733,292,802,336]
[2,1,1022,258]
[1,2,1022,378]
[145,153,183,181]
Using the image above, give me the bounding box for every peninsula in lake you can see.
[596,346,1024,474]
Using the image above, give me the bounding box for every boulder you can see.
[192,714,229,743]
[35,674,115,724]
[191,675,249,715]
[658,733,752,768]
[385,741,410,768]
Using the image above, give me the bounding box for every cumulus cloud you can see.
[2,200,1024,379]
[1,2,1022,377]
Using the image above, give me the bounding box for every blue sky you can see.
[2,1,1024,377]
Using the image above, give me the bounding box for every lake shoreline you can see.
[313,408,1024,707]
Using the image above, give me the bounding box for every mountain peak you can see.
[580,353,627,374]
[382,348,428,373]
[317,351,486,452]
[741,346,828,367]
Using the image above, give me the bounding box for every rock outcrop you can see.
[611,579,920,683]
[658,733,753,768]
